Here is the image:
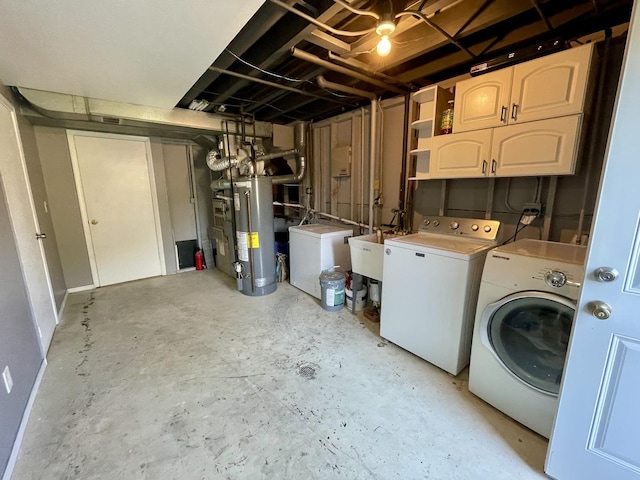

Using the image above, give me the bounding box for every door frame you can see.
[66,130,166,287]
[0,92,58,353]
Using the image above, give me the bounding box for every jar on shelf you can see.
[440,100,454,134]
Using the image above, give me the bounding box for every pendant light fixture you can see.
[375,7,396,56]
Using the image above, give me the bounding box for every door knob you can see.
[91,219,99,225]
[35,233,47,240]
[589,301,612,320]
[594,267,618,282]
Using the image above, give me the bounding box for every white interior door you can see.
[546,6,640,479]
[67,132,164,287]
[0,93,57,354]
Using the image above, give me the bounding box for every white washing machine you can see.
[380,216,501,375]
[468,239,586,438]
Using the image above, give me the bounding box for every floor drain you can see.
[297,363,317,379]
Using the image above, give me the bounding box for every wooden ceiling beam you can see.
[209,2,345,106]
[394,1,618,84]
[243,66,326,114]
[179,1,297,107]
[306,29,353,54]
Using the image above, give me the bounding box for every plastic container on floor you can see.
[319,271,346,312]
[345,285,367,312]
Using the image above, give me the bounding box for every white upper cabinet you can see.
[510,45,593,124]
[453,44,594,133]
[430,115,581,179]
[491,115,582,176]
[453,68,513,133]
[431,130,493,179]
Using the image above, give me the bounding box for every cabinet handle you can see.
[482,160,487,174]
[500,106,507,123]
[511,103,518,120]
[491,159,497,174]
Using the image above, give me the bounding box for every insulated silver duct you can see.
[209,122,308,190]
[206,148,249,171]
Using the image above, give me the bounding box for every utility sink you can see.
[348,233,396,281]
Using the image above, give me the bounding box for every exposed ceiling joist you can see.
[177,0,632,124]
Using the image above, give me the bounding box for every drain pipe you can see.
[292,48,405,94]
[317,76,378,233]
[273,202,377,231]
[369,99,378,234]
[360,107,365,224]
[272,122,307,186]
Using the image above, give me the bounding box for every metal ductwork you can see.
[11,87,272,140]
[209,122,308,190]
[272,123,307,186]
[193,134,221,150]
[206,148,250,171]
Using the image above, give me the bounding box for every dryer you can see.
[469,239,586,438]
[380,216,501,375]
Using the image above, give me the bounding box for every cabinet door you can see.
[491,115,581,177]
[453,68,513,133]
[510,44,593,124]
[431,130,493,179]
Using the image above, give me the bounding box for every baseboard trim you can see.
[2,359,47,480]
[57,290,69,321]
[67,285,95,294]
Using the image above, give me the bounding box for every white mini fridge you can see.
[289,224,353,299]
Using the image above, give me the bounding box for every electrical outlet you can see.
[522,202,542,216]
[3,366,13,394]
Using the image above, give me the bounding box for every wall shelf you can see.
[410,147,431,155]
[411,119,434,130]
[405,85,454,181]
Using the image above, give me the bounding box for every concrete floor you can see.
[12,269,548,479]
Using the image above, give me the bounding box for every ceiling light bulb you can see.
[377,35,391,57]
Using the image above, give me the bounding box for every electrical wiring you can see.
[225,49,306,83]
[201,89,268,105]
[501,212,529,245]
[225,49,359,101]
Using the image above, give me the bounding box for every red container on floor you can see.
[195,249,204,270]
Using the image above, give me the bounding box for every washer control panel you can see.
[418,216,501,241]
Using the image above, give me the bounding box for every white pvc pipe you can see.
[360,107,365,224]
[272,202,377,231]
[369,99,378,234]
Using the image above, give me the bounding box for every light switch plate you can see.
[3,365,13,394]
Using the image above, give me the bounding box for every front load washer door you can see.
[483,291,576,396]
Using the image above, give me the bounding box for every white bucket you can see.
[345,285,367,312]
[369,279,380,303]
